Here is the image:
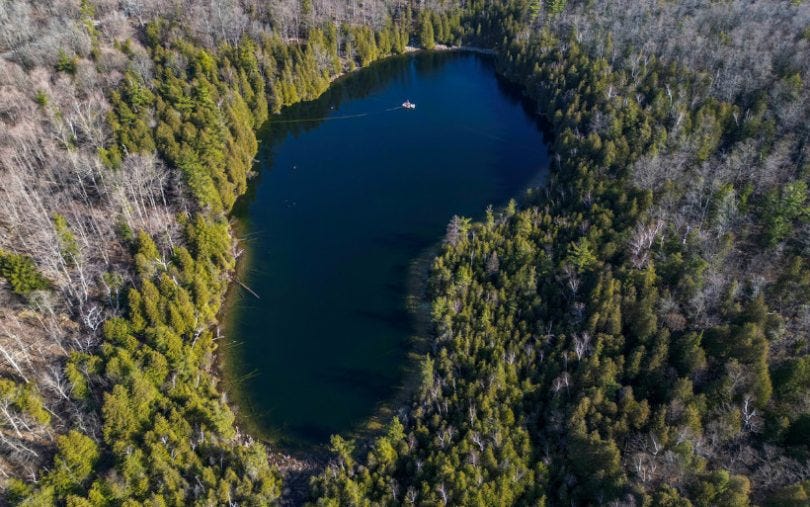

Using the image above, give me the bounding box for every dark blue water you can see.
[225,52,549,447]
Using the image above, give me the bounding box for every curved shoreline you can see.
[215,46,510,503]
[405,43,497,55]
[217,46,501,447]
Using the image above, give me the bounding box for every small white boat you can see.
[402,100,416,110]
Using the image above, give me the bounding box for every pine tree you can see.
[419,12,435,50]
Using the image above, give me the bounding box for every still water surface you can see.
[225,52,549,447]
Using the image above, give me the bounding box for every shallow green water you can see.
[225,52,548,447]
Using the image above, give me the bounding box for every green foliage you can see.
[0,379,51,425]
[545,0,568,15]
[47,431,100,495]
[65,352,100,401]
[419,11,436,49]
[567,237,597,271]
[34,89,48,107]
[106,72,157,161]
[133,230,160,278]
[568,433,624,499]
[53,213,79,263]
[0,249,49,295]
[31,213,283,504]
[55,50,78,74]
[768,480,810,506]
[772,356,810,404]
[689,470,751,507]
[760,180,810,245]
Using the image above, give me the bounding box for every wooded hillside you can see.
[311,1,810,505]
[1,0,808,505]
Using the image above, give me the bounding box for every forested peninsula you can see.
[1,1,809,505]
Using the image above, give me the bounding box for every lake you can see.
[224,51,549,447]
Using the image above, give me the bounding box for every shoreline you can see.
[215,45,501,504]
[405,43,497,55]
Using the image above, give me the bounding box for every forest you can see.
[0,0,808,505]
